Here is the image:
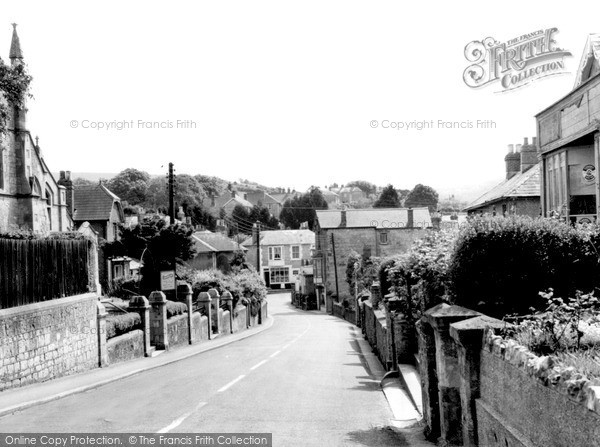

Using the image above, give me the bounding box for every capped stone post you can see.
[450,315,505,447]
[128,295,151,356]
[425,303,480,446]
[197,292,212,339]
[177,282,194,344]
[208,288,221,334]
[149,291,169,351]
[221,291,234,334]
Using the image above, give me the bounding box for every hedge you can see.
[166,300,188,318]
[448,216,600,318]
[189,268,267,309]
[105,313,142,339]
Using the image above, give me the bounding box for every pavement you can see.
[0,291,434,446]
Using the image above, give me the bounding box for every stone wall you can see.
[167,313,190,348]
[416,303,600,447]
[107,330,144,365]
[0,293,98,391]
[232,306,247,333]
[191,312,210,341]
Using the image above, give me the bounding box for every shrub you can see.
[448,216,600,318]
[166,300,188,318]
[104,277,141,298]
[189,268,266,309]
[105,312,142,339]
[346,252,381,297]
[379,229,456,320]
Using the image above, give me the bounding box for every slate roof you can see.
[574,34,600,88]
[223,195,253,209]
[73,183,122,222]
[192,231,247,254]
[464,164,541,211]
[316,208,432,229]
[241,229,315,247]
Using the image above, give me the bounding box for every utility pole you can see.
[331,232,340,302]
[255,221,261,277]
[168,162,175,223]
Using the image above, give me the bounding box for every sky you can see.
[3,1,600,201]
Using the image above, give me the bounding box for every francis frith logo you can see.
[463,28,572,92]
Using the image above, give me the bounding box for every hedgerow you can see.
[105,313,142,339]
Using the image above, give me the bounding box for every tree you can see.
[404,184,439,212]
[249,205,279,229]
[374,184,401,208]
[106,168,151,205]
[72,177,93,186]
[346,180,377,196]
[105,216,196,295]
[188,205,216,231]
[279,188,328,230]
[231,204,252,235]
[174,174,206,210]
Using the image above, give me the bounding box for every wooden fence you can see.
[0,238,90,309]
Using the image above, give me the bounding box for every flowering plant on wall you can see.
[0,58,32,135]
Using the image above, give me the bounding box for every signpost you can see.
[160,270,176,291]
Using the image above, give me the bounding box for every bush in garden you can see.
[346,251,382,299]
[189,268,266,309]
[105,313,142,339]
[448,216,600,318]
[379,229,456,321]
[166,300,188,318]
[105,277,141,298]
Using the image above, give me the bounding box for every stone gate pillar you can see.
[425,303,479,446]
[177,283,194,344]
[221,291,233,334]
[149,291,168,350]
[128,295,151,356]
[197,292,212,339]
[450,315,505,447]
[208,288,221,335]
[96,301,108,367]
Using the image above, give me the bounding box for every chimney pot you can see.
[65,171,71,181]
[532,136,537,146]
[524,137,529,145]
[339,210,347,228]
[59,170,65,180]
[508,144,514,153]
[516,144,522,153]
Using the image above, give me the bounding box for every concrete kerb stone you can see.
[0,314,275,419]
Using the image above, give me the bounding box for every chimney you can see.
[520,136,538,173]
[231,189,236,199]
[339,210,347,228]
[407,208,414,228]
[57,170,74,216]
[505,143,521,179]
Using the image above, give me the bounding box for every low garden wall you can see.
[415,303,600,447]
[232,306,247,333]
[107,330,144,365]
[0,293,99,391]
[192,312,210,341]
[167,314,189,348]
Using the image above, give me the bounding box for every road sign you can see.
[160,270,176,291]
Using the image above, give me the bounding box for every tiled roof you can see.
[192,231,248,253]
[241,229,315,247]
[464,164,541,211]
[316,208,432,229]
[223,195,253,209]
[73,183,122,222]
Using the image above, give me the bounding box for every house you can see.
[464,139,541,218]
[312,208,432,304]
[0,25,72,233]
[331,186,366,204]
[242,229,315,289]
[318,188,340,206]
[64,177,125,242]
[245,190,283,217]
[537,34,600,224]
[187,230,247,272]
[206,190,253,218]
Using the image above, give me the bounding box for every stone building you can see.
[312,208,431,303]
[187,230,247,272]
[537,34,600,224]
[0,25,72,233]
[464,138,541,218]
[243,229,315,289]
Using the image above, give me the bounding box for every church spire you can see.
[9,23,23,64]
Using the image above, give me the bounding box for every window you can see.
[379,232,388,244]
[291,245,301,259]
[113,223,118,241]
[269,246,282,260]
[545,151,567,217]
[269,267,289,284]
[114,264,124,279]
[292,270,299,275]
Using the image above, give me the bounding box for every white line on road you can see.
[156,401,206,433]
[250,359,269,370]
[217,375,246,393]
[269,350,281,358]
[282,343,291,350]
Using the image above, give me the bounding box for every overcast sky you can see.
[4,1,600,200]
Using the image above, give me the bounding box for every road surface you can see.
[0,292,413,446]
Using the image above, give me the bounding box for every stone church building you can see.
[0,25,72,233]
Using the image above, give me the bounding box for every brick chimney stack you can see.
[339,209,347,228]
[520,136,538,173]
[505,144,521,180]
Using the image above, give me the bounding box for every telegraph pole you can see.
[168,162,175,223]
[255,221,261,276]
